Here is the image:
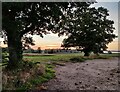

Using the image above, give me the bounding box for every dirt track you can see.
[43,58,119,90]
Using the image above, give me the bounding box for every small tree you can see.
[37,47,42,53]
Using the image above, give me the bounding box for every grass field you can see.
[23,53,119,63]
[1,52,119,66]
[24,53,84,62]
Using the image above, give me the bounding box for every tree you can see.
[61,6,117,56]
[2,2,67,68]
[2,2,92,68]
[37,47,42,53]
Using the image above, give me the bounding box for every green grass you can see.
[27,64,55,89]
[24,53,84,63]
[1,53,119,66]
[13,64,55,90]
[23,53,119,63]
[100,53,119,57]
[69,57,86,63]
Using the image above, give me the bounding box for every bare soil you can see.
[43,57,119,90]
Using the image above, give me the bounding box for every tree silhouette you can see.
[61,7,117,56]
[2,2,92,68]
[37,47,42,53]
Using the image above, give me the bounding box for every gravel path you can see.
[43,58,119,90]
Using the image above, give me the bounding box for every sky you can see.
[0,1,119,50]
[90,1,119,50]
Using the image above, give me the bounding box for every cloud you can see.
[46,45,60,47]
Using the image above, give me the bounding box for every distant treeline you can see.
[23,48,79,54]
[2,47,114,54]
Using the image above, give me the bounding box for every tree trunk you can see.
[84,51,90,56]
[83,48,90,56]
[95,53,100,56]
[7,34,23,69]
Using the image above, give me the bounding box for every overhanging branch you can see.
[20,24,35,37]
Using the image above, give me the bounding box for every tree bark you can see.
[83,48,90,56]
[84,52,90,56]
[7,33,23,69]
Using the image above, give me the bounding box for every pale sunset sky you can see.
[0,1,119,50]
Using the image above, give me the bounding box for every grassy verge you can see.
[2,61,55,90]
[28,64,55,90]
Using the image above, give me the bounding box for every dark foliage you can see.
[2,2,93,68]
[61,6,117,56]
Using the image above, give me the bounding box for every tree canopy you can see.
[61,6,117,56]
[2,2,92,68]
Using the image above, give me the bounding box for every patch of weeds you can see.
[44,64,55,79]
[1,52,9,67]
[69,57,85,63]
[34,62,41,64]
[30,76,48,86]
[52,62,66,66]
[43,72,55,80]
[83,57,93,60]
[46,64,54,68]
[22,61,36,69]
[3,61,56,90]
[46,67,55,73]
[93,55,109,59]
[2,61,37,90]
[2,52,9,63]
[8,63,55,90]
[15,82,33,91]
[29,64,55,89]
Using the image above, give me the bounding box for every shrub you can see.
[94,56,109,59]
[52,62,66,66]
[108,51,112,54]
[69,57,85,63]
[35,64,46,75]
[29,64,55,88]
[30,76,48,85]
[2,52,9,63]
[2,61,55,90]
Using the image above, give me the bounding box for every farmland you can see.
[23,53,119,63]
